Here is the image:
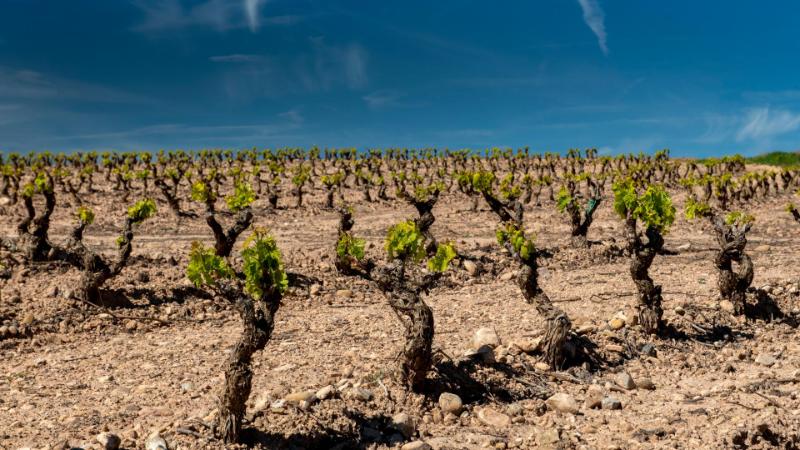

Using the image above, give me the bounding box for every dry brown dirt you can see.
[1,181,800,450]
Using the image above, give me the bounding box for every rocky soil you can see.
[1,183,800,449]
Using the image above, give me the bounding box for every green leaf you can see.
[385,220,425,262]
[127,199,157,223]
[336,232,366,261]
[190,180,215,204]
[636,185,675,233]
[725,211,755,226]
[75,206,95,225]
[684,197,711,221]
[471,171,495,194]
[241,229,288,299]
[612,180,675,234]
[611,179,637,219]
[186,242,234,288]
[555,186,573,213]
[427,242,457,272]
[496,222,536,262]
[225,181,255,212]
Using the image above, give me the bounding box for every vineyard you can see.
[1,148,800,449]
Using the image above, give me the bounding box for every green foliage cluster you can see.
[385,220,426,262]
[241,229,289,299]
[413,182,443,202]
[495,222,536,262]
[336,233,366,261]
[499,174,521,200]
[127,199,157,223]
[191,180,215,204]
[225,181,255,212]
[684,197,712,220]
[555,186,573,213]
[470,171,495,194]
[21,173,51,198]
[612,180,675,234]
[426,242,457,273]
[75,206,95,225]
[291,165,311,186]
[187,229,288,300]
[187,242,235,287]
[725,211,755,226]
[321,172,344,187]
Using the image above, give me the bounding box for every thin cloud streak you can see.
[244,0,267,32]
[577,0,608,55]
[737,107,800,141]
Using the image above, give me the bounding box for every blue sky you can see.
[1,0,799,156]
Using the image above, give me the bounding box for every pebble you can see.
[477,407,511,428]
[285,390,316,404]
[545,392,579,414]
[616,372,636,390]
[499,271,515,281]
[402,442,433,450]
[601,397,623,410]
[585,384,604,409]
[335,289,354,299]
[720,300,735,313]
[538,428,561,445]
[349,387,373,402]
[315,385,335,400]
[145,433,168,450]
[637,378,656,390]
[391,412,416,438]
[472,327,500,350]
[96,432,121,450]
[310,284,321,296]
[755,353,777,367]
[637,344,655,359]
[438,392,463,415]
[609,318,625,330]
[463,260,481,276]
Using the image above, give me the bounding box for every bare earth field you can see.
[2,181,800,450]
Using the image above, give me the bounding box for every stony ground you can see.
[2,182,800,450]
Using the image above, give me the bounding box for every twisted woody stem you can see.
[711,215,753,316]
[505,241,571,369]
[214,280,281,444]
[373,259,436,392]
[625,216,665,334]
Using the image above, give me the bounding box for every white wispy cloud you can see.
[218,39,368,98]
[577,0,608,55]
[363,90,404,109]
[278,108,304,123]
[132,0,292,33]
[0,66,153,104]
[244,0,267,32]
[737,107,800,141]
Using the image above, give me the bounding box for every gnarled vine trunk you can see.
[13,184,56,262]
[375,261,435,392]
[711,216,753,315]
[626,218,665,334]
[515,251,571,368]
[215,282,281,444]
